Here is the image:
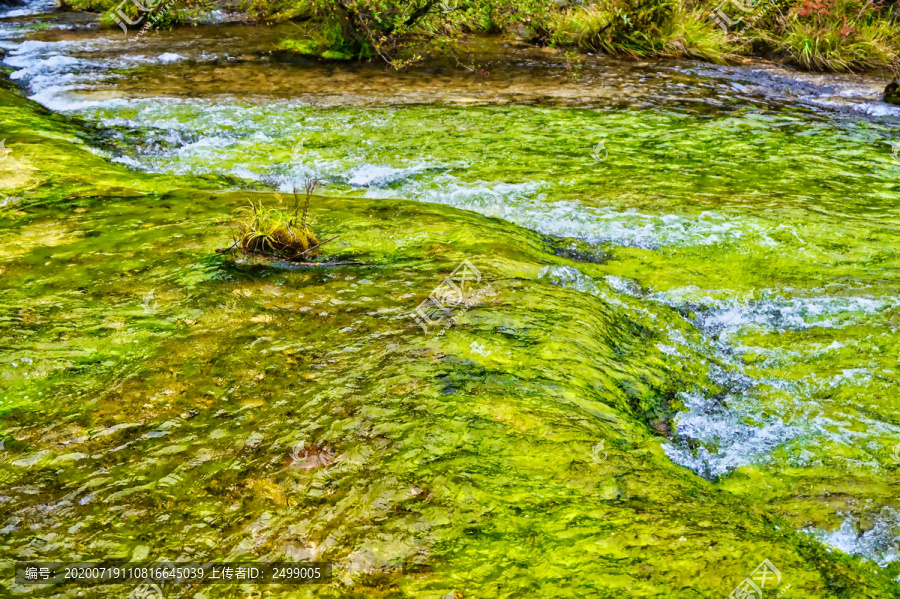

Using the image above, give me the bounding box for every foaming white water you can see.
[1,38,119,107]
[0,0,57,18]
[7,53,81,79]
[804,509,900,568]
[538,266,899,482]
[537,265,807,478]
[537,265,659,319]
[29,85,127,112]
[157,52,184,64]
[538,265,604,296]
[804,96,900,118]
[663,390,801,479]
[1,36,221,109]
[372,178,776,249]
[349,164,434,188]
[706,62,900,119]
[650,286,898,338]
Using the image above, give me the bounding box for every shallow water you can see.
[2,1,900,597]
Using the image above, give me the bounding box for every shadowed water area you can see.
[1,2,900,598]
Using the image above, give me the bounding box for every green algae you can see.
[0,82,218,208]
[2,70,900,599]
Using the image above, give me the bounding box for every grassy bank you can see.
[62,0,899,72]
[66,0,896,72]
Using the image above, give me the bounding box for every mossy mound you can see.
[231,193,322,260]
[277,38,354,60]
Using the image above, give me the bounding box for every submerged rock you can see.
[885,79,900,105]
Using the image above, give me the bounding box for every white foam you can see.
[537,265,656,317]
[605,275,642,296]
[804,509,900,567]
[538,265,602,296]
[28,85,125,112]
[385,178,774,249]
[651,287,896,338]
[349,164,431,188]
[0,0,57,18]
[663,383,803,480]
[804,96,900,118]
[157,52,184,64]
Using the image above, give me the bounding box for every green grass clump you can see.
[230,180,322,260]
[739,0,900,71]
[551,4,733,62]
[242,0,315,21]
[63,0,117,11]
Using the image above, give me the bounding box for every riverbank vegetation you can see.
[68,0,898,72]
[62,0,898,72]
[264,0,898,72]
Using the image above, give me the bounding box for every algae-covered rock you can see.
[2,77,900,599]
[276,38,354,61]
[885,79,900,105]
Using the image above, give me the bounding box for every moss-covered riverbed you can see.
[2,0,900,593]
[2,60,900,598]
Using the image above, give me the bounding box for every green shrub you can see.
[739,0,900,70]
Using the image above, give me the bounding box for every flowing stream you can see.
[1,2,900,597]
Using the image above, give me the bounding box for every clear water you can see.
[2,2,900,597]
